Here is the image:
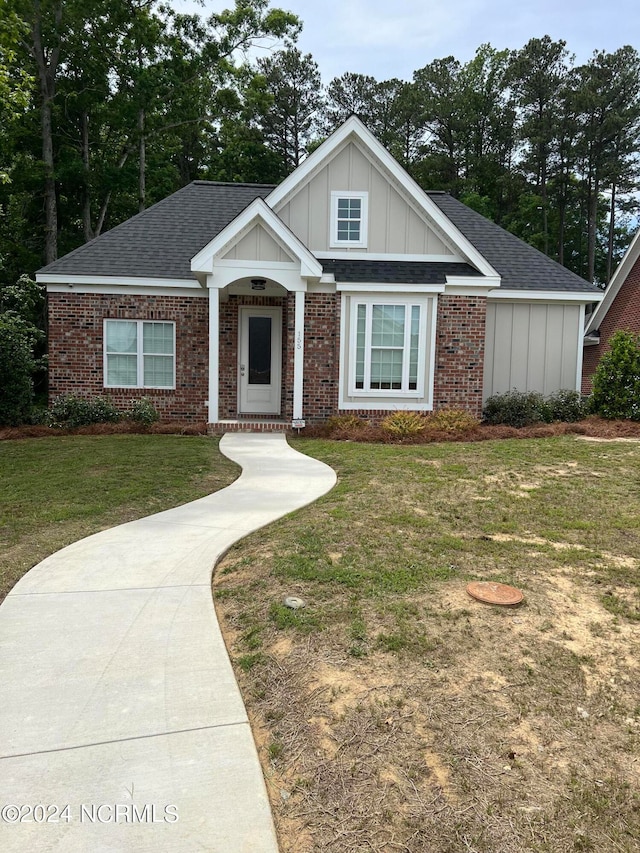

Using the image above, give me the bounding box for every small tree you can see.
[0,313,42,424]
[591,330,640,420]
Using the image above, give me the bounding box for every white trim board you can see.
[39,274,201,289]
[488,289,603,303]
[46,283,207,298]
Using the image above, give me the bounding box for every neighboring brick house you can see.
[582,228,640,393]
[37,117,601,429]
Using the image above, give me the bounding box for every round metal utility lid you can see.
[466,581,524,606]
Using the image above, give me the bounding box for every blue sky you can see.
[174,0,640,82]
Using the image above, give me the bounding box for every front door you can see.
[238,307,282,414]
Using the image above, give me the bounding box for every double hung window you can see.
[331,191,368,248]
[351,300,423,395]
[104,320,175,388]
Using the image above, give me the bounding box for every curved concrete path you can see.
[0,433,336,852]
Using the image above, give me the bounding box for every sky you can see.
[174,0,640,82]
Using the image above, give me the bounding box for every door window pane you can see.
[249,316,272,385]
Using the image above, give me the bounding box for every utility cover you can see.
[466,581,523,606]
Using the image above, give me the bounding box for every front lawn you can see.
[0,434,238,602]
[214,436,640,853]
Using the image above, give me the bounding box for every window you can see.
[104,320,175,388]
[330,191,368,248]
[350,300,424,395]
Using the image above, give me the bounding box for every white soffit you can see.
[264,115,500,280]
[190,197,322,279]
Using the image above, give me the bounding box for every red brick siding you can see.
[582,254,640,393]
[301,293,340,421]
[47,292,209,421]
[432,294,487,418]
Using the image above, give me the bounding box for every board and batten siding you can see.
[221,224,293,263]
[483,301,582,400]
[275,142,455,256]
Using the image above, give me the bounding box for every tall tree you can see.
[258,45,323,173]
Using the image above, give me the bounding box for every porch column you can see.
[293,290,305,422]
[208,282,219,423]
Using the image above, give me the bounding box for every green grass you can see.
[0,434,238,601]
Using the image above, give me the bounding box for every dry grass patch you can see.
[214,436,640,853]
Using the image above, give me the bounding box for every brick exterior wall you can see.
[582,253,640,393]
[47,292,209,421]
[432,294,487,418]
[48,290,489,424]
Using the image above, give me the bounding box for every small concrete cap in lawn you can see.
[284,595,306,609]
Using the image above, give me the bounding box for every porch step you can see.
[208,419,294,435]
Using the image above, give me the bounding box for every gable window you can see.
[104,320,175,388]
[350,300,424,395]
[330,191,368,248]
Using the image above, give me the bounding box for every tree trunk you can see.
[81,111,94,242]
[31,1,63,265]
[138,107,146,212]
[606,182,617,284]
[587,175,599,283]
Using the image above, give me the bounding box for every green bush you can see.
[591,331,640,420]
[127,397,160,426]
[46,394,122,428]
[483,389,552,427]
[0,314,42,425]
[546,389,589,423]
[381,411,426,437]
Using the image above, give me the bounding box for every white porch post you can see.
[293,290,305,422]
[208,280,219,423]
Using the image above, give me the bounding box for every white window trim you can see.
[347,296,427,398]
[330,191,368,248]
[103,319,176,389]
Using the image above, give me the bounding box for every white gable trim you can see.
[190,197,322,280]
[265,116,500,280]
[584,227,640,335]
[489,289,604,303]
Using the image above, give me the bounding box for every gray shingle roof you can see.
[321,259,481,283]
[39,182,275,280]
[427,192,600,294]
[38,180,600,296]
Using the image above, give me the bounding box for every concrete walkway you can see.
[0,433,336,852]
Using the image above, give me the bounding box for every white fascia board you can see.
[39,274,200,289]
[46,283,206,298]
[313,251,466,263]
[265,116,499,279]
[190,197,322,279]
[336,283,445,293]
[488,289,604,303]
[585,227,640,334]
[308,280,336,294]
[446,275,501,288]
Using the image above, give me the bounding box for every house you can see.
[36,117,602,430]
[582,226,640,392]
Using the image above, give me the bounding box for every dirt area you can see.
[215,549,640,852]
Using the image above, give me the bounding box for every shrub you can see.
[426,408,479,434]
[0,314,42,426]
[381,411,426,437]
[127,397,160,426]
[45,394,122,428]
[483,389,552,427]
[546,389,589,423]
[591,330,640,420]
[325,414,366,432]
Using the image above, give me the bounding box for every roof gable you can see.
[190,198,322,281]
[265,116,499,279]
[585,226,640,333]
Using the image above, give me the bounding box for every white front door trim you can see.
[238,307,282,415]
